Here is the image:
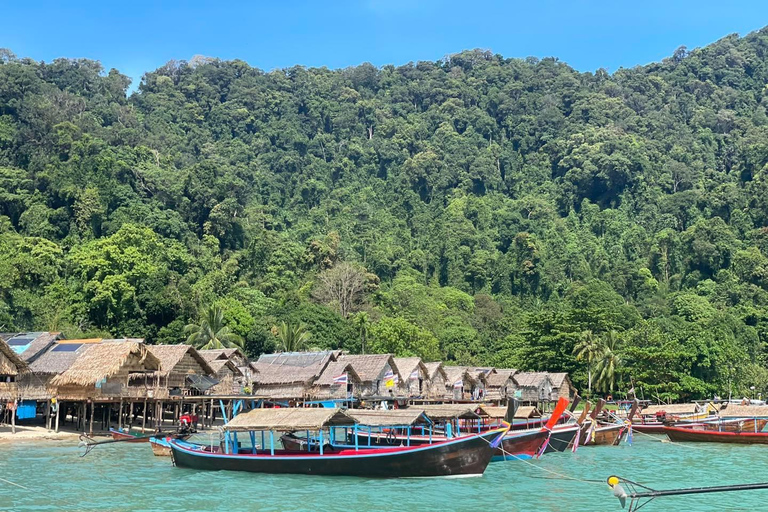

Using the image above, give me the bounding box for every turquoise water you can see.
[0,434,765,511]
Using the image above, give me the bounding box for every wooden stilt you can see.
[54,400,60,433]
[118,399,123,431]
[142,399,147,433]
[45,400,51,430]
[10,400,16,434]
[174,402,179,426]
[89,401,95,437]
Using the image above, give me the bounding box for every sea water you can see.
[0,433,763,511]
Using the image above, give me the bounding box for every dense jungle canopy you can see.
[3,28,768,400]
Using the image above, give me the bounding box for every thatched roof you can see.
[442,366,477,386]
[717,404,768,418]
[513,372,552,388]
[147,344,214,376]
[476,404,542,419]
[199,348,248,364]
[547,372,573,388]
[337,354,399,383]
[424,361,447,380]
[0,338,27,375]
[514,406,542,418]
[393,357,428,381]
[209,359,243,377]
[2,332,60,363]
[225,407,355,431]
[486,369,516,388]
[50,342,159,387]
[315,361,362,386]
[347,409,430,427]
[642,403,702,415]
[419,404,480,420]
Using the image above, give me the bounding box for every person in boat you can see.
[178,412,196,435]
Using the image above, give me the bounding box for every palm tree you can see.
[273,321,311,352]
[572,330,600,395]
[353,312,370,354]
[184,305,244,350]
[595,330,622,393]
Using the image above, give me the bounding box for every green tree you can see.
[184,304,244,350]
[272,321,311,352]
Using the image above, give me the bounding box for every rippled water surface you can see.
[1,434,766,511]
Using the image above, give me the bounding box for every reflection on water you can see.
[0,434,766,511]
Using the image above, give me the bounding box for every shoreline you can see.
[0,425,87,444]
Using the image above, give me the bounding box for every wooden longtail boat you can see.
[542,424,582,453]
[150,437,173,456]
[495,397,570,461]
[171,429,506,478]
[681,417,768,433]
[664,426,768,444]
[170,408,507,478]
[580,422,626,446]
[631,422,666,434]
[109,428,150,443]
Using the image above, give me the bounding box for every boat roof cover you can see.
[224,408,356,432]
[418,404,480,420]
[346,409,430,427]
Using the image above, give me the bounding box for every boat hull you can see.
[632,423,666,434]
[543,425,581,453]
[170,429,504,478]
[493,429,548,461]
[579,423,626,446]
[110,428,150,443]
[664,426,768,444]
[150,438,172,456]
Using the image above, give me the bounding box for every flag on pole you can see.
[409,370,419,380]
[628,386,635,396]
[453,379,463,389]
[384,369,398,388]
[333,373,348,385]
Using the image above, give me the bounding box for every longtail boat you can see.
[664,426,768,444]
[109,428,151,443]
[494,397,570,461]
[150,436,173,456]
[170,408,507,478]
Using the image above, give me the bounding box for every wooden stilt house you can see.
[484,369,517,401]
[510,372,555,403]
[252,351,339,400]
[335,354,401,398]
[49,341,161,400]
[393,357,429,397]
[146,345,216,396]
[0,337,28,400]
[442,366,478,400]
[312,361,362,400]
[423,362,448,399]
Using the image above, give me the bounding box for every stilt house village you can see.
[0,332,575,435]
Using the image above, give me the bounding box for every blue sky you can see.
[3,0,768,88]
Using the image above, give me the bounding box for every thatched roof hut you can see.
[252,350,339,399]
[476,404,541,420]
[717,404,768,418]
[49,341,161,400]
[510,372,555,403]
[484,369,517,400]
[393,357,429,397]
[312,361,362,400]
[419,404,480,421]
[16,339,102,400]
[199,347,254,386]
[547,372,576,400]
[147,344,215,394]
[225,407,355,432]
[0,338,28,399]
[442,366,478,400]
[207,359,243,395]
[423,362,448,398]
[335,354,401,397]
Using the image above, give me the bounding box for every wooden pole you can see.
[118,399,123,431]
[10,400,16,434]
[174,402,179,426]
[54,400,60,433]
[142,399,147,433]
[45,400,51,430]
[89,401,95,437]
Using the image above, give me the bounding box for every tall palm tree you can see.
[273,321,311,352]
[595,330,622,393]
[353,312,369,354]
[573,330,600,395]
[185,305,244,350]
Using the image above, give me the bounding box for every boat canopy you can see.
[418,404,480,420]
[224,408,356,432]
[347,409,431,427]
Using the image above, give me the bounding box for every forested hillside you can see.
[3,29,768,400]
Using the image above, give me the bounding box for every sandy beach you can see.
[0,425,81,443]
